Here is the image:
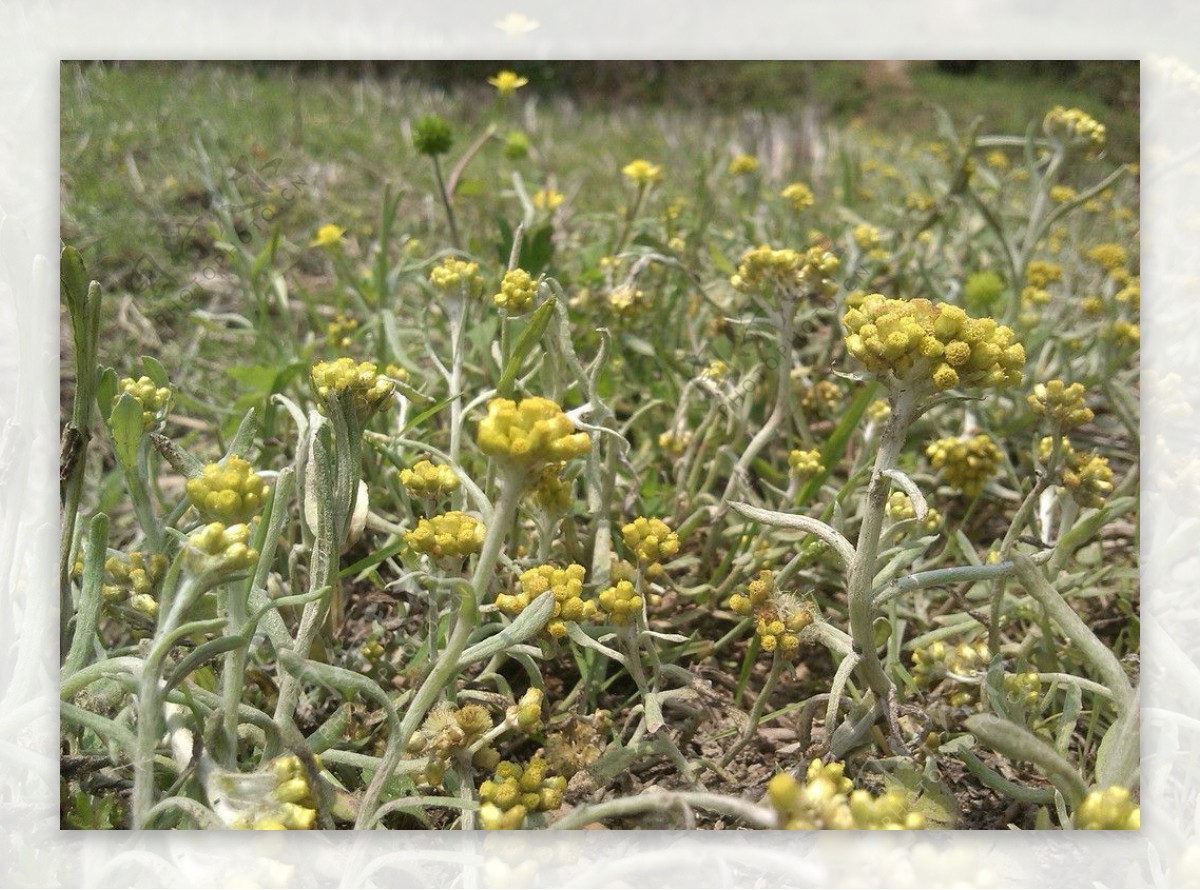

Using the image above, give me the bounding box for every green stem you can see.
[432,155,461,251]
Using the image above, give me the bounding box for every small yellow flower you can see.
[926,434,1003,498]
[311,223,346,249]
[728,154,760,176]
[428,256,484,299]
[532,188,565,211]
[496,563,596,638]
[768,760,925,830]
[622,159,663,186]
[852,224,882,252]
[1027,380,1094,429]
[984,150,1010,171]
[404,511,485,560]
[621,516,680,565]
[488,70,529,98]
[477,397,592,469]
[731,243,840,300]
[1025,260,1062,289]
[310,358,395,421]
[788,448,824,481]
[118,376,172,431]
[597,579,643,625]
[399,459,460,500]
[780,182,814,211]
[1086,243,1129,273]
[186,457,270,525]
[186,522,258,576]
[1049,184,1077,203]
[494,268,539,314]
[1075,786,1139,830]
[1044,106,1106,152]
[478,756,566,829]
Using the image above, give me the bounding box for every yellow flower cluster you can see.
[597,579,643,625]
[1115,278,1140,310]
[231,755,320,830]
[186,522,258,575]
[509,687,545,734]
[1061,444,1115,509]
[310,358,395,420]
[409,703,500,785]
[885,491,942,532]
[984,149,1010,171]
[1086,243,1129,273]
[186,457,270,525]
[843,296,1025,393]
[488,70,529,97]
[788,448,824,481]
[1004,671,1042,708]
[608,284,651,317]
[700,359,729,380]
[926,434,1003,497]
[119,375,172,430]
[1044,106,1106,152]
[911,639,990,707]
[527,463,572,515]
[780,182,814,211]
[326,313,358,348]
[532,188,565,211]
[494,268,539,314]
[405,511,485,560]
[767,760,926,830]
[399,459,460,500]
[495,563,597,638]
[730,244,840,299]
[101,550,168,616]
[1074,786,1140,830]
[1025,260,1062,289]
[478,756,567,829]
[622,159,663,186]
[1049,184,1077,203]
[727,570,813,657]
[853,224,883,252]
[477,397,592,469]
[428,256,484,298]
[658,430,691,456]
[621,517,680,565]
[728,154,759,175]
[1106,319,1140,348]
[1027,380,1094,429]
[311,223,346,249]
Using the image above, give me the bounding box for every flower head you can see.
[478,755,566,829]
[842,296,1025,393]
[963,270,1005,313]
[118,375,172,431]
[622,159,663,186]
[926,433,1003,498]
[597,579,643,625]
[1044,106,1106,153]
[488,70,529,98]
[621,516,680,565]
[310,358,395,422]
[186,522,258,577]
[186,456,270,525]
[768,760,925,830]
[399,459,460,501]
[780,182,814,211]
[413,115,454,156]
[788,448,824,481]
[493,268,539,314]
[1027,380,1094,429]
[495,563,596,638]
[532,188,565,211]
[311,223,346,249]
[477,397,591,470]
[728,154,760,176]
[1075,786,1139,830]
[428,256,484,299]
[731,244,840,300]
[404,511,485,561]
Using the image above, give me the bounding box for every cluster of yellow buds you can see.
[1105,318,1140,348]
[399,459,460,501]
[621,517,680,565]
[405,511,485,561]
[926,433,1003,497]
[621,159,663,186]
[526,463,572,515]
[905,192,935,212]
[801,379,842,418]
[494,268,539,314]
[326,313,358,348]
[1027,380,1094,429]
[100,550,168,615]
[228,754,320,830]
[310,358,395,421]
[767,760,925,830]
[984,149,1010,171]
[477,397,591,470]
[1115,277,1140,310]
[700,360,729,381]
[1004,671,1042,709]
[788,448,824,481]
[852,223,883,252]
[409,703,500,785]
[963,270,1005,313]
[885,491,942,532]
[728,153,759,176]
[478,756,567,829]
[1049,184,1077,204]
[508,687,545,734]
[1086,243,1129,273]
[186,457,270,524]
[780,182,814,211]
[866,398,891,424]
[428,256,484,299]
[118,375,172,430]
[842,296,1025,393]
[1061,445,1115,509]
[658,430,692,456]
[1074,786,1140,830]
[1044,106,1106,152]
[1025,260,1063,289]
[597,579,643,625]
[607,284,651,317]
[496,563,597,638]
[185,522,258,576]
[730,244,840,300]
[532,188,565,212]
[910,639,990,707]
[727,570,813,657]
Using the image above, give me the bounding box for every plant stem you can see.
[431,155,461,251]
